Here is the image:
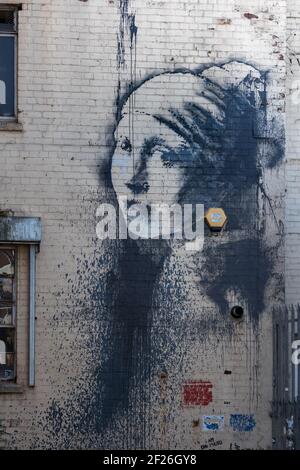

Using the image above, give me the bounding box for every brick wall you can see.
[286,1,300,305]
[0,0,287,449]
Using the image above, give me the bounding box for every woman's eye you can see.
[120,138,132,153]
[162,160,174,168]
[159,149,175,168]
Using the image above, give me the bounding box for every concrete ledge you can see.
[0,383,24,394]
[0,217,42,243]
[0,121,23,132]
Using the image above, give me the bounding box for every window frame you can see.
[0,4,18,121]
[0,246,17,382]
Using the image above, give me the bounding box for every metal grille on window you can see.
[0,249,16,381]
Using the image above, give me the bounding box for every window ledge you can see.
[0,383,24,394]
[0,121,23,132]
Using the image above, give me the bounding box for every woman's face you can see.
[111,111,187,208]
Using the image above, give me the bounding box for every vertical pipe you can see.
[29,244,36,387]
[295,310,298,400]
[291,307,295,401]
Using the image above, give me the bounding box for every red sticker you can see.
[183,381,213,406]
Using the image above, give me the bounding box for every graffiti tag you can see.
[202,415,224,432]
[183,381,213,407]
[230,414,256,432]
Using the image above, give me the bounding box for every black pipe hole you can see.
[231,305,244,319]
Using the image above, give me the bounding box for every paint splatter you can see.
[117,1,138,69]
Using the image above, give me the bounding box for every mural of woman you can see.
[99,61,284,445]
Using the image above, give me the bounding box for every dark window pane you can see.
[0,36,15,117]
[0,328,14,352]
[0,249,14,276]
[0,328,15,380]
[0,277,13,302]
[0,306,13,326]
[0,352,15,380]
[0,10,15,32]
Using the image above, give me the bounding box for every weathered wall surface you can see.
[286,1,300,305]
[0,0,286,449]
[272,0,300,450]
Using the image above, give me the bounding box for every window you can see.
[0,6,18,119]
[0,249,16,381]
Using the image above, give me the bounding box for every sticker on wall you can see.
[204,208,227,232]
[230,414,256,432]
[182,381,213,407]
[202,415,224,432]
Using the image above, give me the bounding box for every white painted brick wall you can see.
[286,1,300,305]
[0,0,287,449]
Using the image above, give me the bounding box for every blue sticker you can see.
[230,414,256,432]
[202,416,224,432]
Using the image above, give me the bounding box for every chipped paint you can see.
[244,13,259,20]
[218,18,232,25]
